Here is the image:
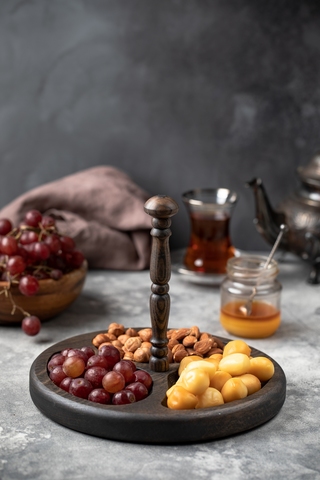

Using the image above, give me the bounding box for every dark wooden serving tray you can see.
[29,330,286,444]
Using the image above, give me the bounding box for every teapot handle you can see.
[304,232,320,284]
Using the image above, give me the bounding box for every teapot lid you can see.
[297,152,320,188]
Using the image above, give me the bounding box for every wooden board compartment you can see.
[29,330,286,444]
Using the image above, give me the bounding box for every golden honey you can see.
[220,255,282,339]
[220,300,281,339]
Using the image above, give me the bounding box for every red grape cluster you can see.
[48,344,153,405]
[0,209,85,336]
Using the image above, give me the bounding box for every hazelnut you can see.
[112,340,123,349]
[108,323,125,337]
[126,327,139,337]
[138,328,152,342]
[106,333,117,341]
[123,351,134,361]
[92,333,111,347]
[123,336,142,353]
[133,347,151,363]
[118,334,130,345]
[98,341,112,350]
[118,349,124,359]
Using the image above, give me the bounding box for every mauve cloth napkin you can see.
[0,166,152,270]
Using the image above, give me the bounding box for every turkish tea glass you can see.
[182,188,238,274]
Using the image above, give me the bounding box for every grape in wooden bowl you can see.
[0,260,87,325]
[0,209,87,334]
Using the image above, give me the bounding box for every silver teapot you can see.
[247,152,320,283]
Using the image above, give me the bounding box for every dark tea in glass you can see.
[182,188,238,274]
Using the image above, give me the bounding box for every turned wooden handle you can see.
[144,195,179,372]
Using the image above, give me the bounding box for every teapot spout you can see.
[246,178,287,249]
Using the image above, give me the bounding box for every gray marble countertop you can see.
[1,252,320,480]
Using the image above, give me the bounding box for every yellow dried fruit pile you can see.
[166,339,275,410]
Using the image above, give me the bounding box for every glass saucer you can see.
[171,249,226,286]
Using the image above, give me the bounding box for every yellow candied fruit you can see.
[221,377,248,403]
[178,368,210,396]
[218,352,251,376]
[205,356,222,369]
[209,353,223,363]
[166,338,275,410]
[166,384,176,398]
[182,360,217,381]
[223,339,251,358]
[178,355,203,376]
[210,370,232,391]
[236,373,261,395]
[248,356,275,382]
[196,387,224,409]
[167,385,198,410]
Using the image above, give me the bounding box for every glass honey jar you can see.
[220,255,282,339]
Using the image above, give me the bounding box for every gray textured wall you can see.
[1,0,320,251]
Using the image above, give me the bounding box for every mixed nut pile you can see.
[92,324,276,410]
[92,323,225,364]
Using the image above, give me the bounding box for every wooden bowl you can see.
[30,331,286,444]
[0,261,88,324]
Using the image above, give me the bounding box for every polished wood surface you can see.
[144,195,179,372]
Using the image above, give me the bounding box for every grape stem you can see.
[0,287,30,317]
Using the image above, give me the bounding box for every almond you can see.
[189,325,200,339]
[206,347,223,356]
[213,336,225,350]
[171,343,186,355]
[167,330,174,339]
[200,332,213,341]
[194,339,213,355]
[173,347,188,362]
[168,338,179,350]
[171,328,190,341]
[182,335,197,348]
[186,348,203,357]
